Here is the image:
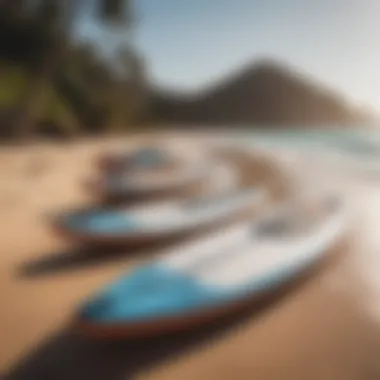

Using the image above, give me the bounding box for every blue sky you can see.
[78,0,380,110]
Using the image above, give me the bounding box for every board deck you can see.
[53,187,265,244]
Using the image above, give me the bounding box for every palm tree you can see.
[6,0,134,138]
[117,45,148,123]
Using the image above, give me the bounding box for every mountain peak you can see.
[150,58,376,126]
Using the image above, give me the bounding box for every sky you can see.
[78,0,380,111]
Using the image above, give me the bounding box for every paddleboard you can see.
[52,187,265,245]
[88,152,215,200]
[75,193,347,338]
[96,145,192,173]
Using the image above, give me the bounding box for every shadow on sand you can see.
[5,244,346,380]
[3,283,301,380]
[17,230,207,278]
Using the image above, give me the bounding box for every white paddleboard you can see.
[76,193,347,337]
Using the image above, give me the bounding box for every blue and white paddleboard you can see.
[53,187,265,245]
[97,145,179,173]
[76,194,347,338]
[91,149,213,199]
[100,162,207,197]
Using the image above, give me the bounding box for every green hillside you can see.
[0,65,79,137]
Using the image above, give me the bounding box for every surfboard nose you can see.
[79,266,221,324]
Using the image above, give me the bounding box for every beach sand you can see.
[1,134,380,380]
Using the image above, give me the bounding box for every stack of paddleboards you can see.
[52,142,253,246]
[48,140,348,339]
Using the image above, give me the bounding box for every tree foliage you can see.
[0,0,147,139]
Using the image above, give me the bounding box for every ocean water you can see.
[237,129,380,158]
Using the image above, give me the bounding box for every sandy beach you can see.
[2,133,380,380]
